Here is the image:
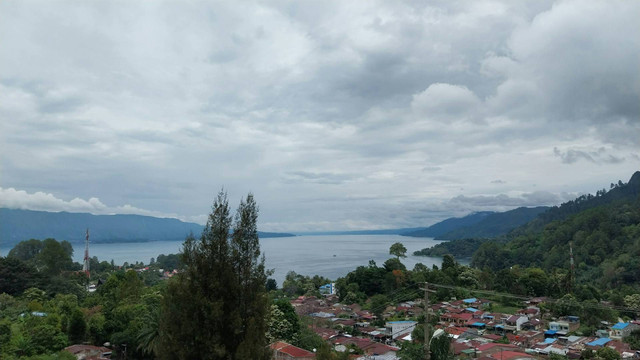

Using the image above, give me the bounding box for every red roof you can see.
[452,342,473,355]
[442,312,473,321]
[476,343,518,352]
[445,326,471,336]
[489,350,533,360]
[482,334,502,341]
[270,341,316,358]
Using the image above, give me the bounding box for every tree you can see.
[68,308,87,344]
[159,191,271,359]
[369,294,389,321]
[430,332,453,360]
[36,239,73,275]
[7,239,43,262]
[390,242,407,259]
[0,257,40,295]
[266,278,278,291]
[595,346,621,360]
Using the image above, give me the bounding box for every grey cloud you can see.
[491,180,506,184]
[449,191,563,208]
[1,1,638,232]
[284,171,355,185]
[554,147,626,164]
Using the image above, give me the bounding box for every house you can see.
[585,337,611,350]
[440,312,473,325]
[386,320,417,339]
[517,307,541,319]
[504,315,528,332]
[64,345,112,360]
[271,341,316,359]
[319,283,336,295]
[521,318,544,331]
[548,317,580,335]
[488,350,536,360]
[475,343,519,357]
[610,322,640,340]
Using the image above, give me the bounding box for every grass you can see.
[490,304,521,314]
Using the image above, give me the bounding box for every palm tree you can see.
[137,308,161,357]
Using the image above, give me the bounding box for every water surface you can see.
[2,234,453,285]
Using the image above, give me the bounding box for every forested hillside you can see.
[402,211,493,238]
[472,198,640,290]
[435,206,548,240]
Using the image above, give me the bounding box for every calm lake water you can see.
[2,234,458,285]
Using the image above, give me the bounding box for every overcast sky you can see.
[1,0,639,232]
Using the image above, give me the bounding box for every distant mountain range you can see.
[0,208,295,247]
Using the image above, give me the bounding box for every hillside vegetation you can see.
[417,171,640,291]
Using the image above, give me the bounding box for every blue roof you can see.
[587,338,611,347]
[612,322,629,330]
[545,330,557,335]
[544,338,557,344]
[462,298,477,303]
[472,322,486,327]
[495,325,504,329]
[466,307,479,312]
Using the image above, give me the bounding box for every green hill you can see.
[436,206,549,240]
[402,211,494,238]
[0,208,295,247]
[471,171,640,289]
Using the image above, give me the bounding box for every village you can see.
[271,286,640,360]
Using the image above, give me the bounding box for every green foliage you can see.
[368,294,389,321]
[595,346,621,360]
[267,299,300,343]
[414,238,490,257]
[0,258,41,296]
[430,333,453,360]
[398,341,424,360]
[282,271,331,297]
[159,192,271,359]
[624,330,640,350]
[67,308,87,344]
[390,242,408,259]
[294,325,326,352]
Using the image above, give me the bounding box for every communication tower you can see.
[83,229,90,278]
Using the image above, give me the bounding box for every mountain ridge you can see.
[0,208,295,247]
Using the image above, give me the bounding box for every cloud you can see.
[0,187,204,223]
[284,171,355,185]
[1,1,639,232]
[411,83,481,120]
[450,191,575,208]
[553,147,626,164]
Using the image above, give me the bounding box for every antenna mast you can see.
[569,241,574,293]
[83,229,90,278]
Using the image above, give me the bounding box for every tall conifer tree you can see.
[159,191,271,359]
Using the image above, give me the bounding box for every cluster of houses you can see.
[270,292,640,360]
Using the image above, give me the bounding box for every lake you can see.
[2,234,457,285]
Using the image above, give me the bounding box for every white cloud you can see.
[0,187,204,223]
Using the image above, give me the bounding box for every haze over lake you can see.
[2,235,454,285]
